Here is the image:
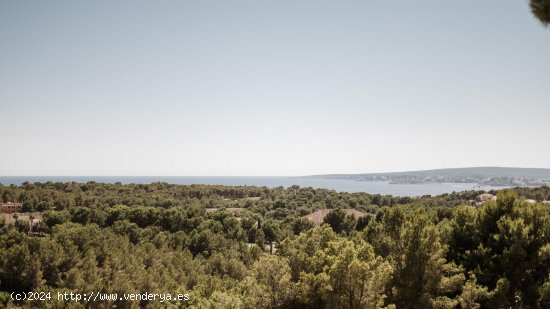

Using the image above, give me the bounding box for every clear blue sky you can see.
[1,0,549,176]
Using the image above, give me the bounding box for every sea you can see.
[0,176,507,197]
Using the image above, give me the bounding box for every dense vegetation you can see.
[531,0,550,25]
[1,182,550,308]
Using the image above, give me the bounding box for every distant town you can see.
[306,167,550,187]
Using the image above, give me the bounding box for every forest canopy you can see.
[1,182,550,308]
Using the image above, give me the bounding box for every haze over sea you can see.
[0,176,507,197]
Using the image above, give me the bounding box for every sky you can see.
[1,0,549,176]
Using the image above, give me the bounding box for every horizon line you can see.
[2,166,550,178]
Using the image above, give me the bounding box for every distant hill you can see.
[305,167,550,186]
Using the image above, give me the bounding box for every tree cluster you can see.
[0,183,549,308]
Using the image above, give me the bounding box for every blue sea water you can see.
[0,176,506,197]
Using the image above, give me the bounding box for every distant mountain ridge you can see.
[305,167,550,186]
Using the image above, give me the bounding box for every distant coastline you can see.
[303,167,550,187]
[0,175,521,197]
